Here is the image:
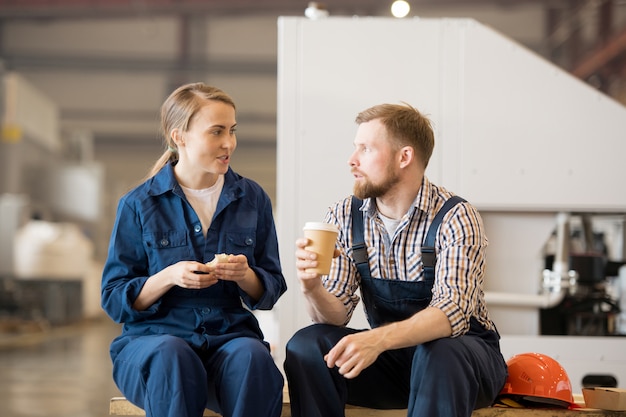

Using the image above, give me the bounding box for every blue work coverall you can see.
[101,163,287,417]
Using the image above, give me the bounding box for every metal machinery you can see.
[540,214,625,337]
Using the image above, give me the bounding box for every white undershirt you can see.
[379,212,401,238]
[181,175,224,236]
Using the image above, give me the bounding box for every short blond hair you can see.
[355,103,434,168]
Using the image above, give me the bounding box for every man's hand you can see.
[295,237,323,290]
[295,237,341,291]
[295,237,350,326]
[322,308,452,376]
[324,330,385,379]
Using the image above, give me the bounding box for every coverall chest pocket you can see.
[143,230,191,271]
[223,231,256,260]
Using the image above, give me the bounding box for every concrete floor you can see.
[0,317,123,417]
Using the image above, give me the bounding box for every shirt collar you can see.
[414,176,432,215]
[146,162,178,196]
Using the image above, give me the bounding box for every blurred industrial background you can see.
[2,0,626,321]
[1,2,626,416]
[2,0,626,261]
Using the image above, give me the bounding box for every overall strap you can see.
[421,195,466,281]
[350,196,371,279]
[351,194,466,282]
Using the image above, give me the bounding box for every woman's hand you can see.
[168,260,219,289]
[132,260,217,310]
[211,254,248,283]
[213,255,265,301]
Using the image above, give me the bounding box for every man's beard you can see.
[353,166,400,199]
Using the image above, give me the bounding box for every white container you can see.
[0,193,29,275]
[14,220,93,280]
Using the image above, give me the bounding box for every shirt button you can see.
[202,308,210,314]
[245,237,253,245]
[194,224,202,233]
[160,238,169,247]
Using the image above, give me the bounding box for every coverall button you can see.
[160,238,169,247]
[245,237,253,245]
[194,224,202,233]
[202,308,210,314]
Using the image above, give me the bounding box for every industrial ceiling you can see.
[1,0,624,98]
[0,0,624,155]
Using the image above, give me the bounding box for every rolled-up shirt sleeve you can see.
[428,202,489,337]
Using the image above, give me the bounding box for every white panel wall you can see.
[459,22,626,211]
[275,16,626,365]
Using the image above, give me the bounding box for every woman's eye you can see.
[230,128,237,134]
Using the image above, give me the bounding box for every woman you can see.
[101,83,286,417]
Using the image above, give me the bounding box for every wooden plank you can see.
[110,397,626,417]
[109,397,143,416]
[344,407,405,416]
[473,409,626,416]
[109,397,405,416]
[110,397,292,416]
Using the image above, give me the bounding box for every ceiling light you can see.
[391,0,410,18]
[305,2,329,20]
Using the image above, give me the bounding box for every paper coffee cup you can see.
[303,222,339,275]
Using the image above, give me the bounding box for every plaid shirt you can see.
[322,176,496,337]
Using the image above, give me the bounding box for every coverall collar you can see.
[147,162,246,204]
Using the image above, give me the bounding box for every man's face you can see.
[348,119,400,199]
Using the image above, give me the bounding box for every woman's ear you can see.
[171,128,185,147]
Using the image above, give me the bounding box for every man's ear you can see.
[399,146,414,169]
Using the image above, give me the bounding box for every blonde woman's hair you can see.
[146,83,236,179]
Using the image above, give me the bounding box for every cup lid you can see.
[303,222,339,232]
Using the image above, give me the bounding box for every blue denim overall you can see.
[284,196,507,417]
[353,196,465,328]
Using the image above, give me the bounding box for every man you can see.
[284,103,507,417]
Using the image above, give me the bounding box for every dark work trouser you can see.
[284,322,507,417]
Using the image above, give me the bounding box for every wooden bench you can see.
[109,397,406,416]
[110,393,626,416]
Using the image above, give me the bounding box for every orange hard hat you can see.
[498,352,575,408]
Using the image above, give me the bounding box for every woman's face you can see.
[175,100,237,186]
